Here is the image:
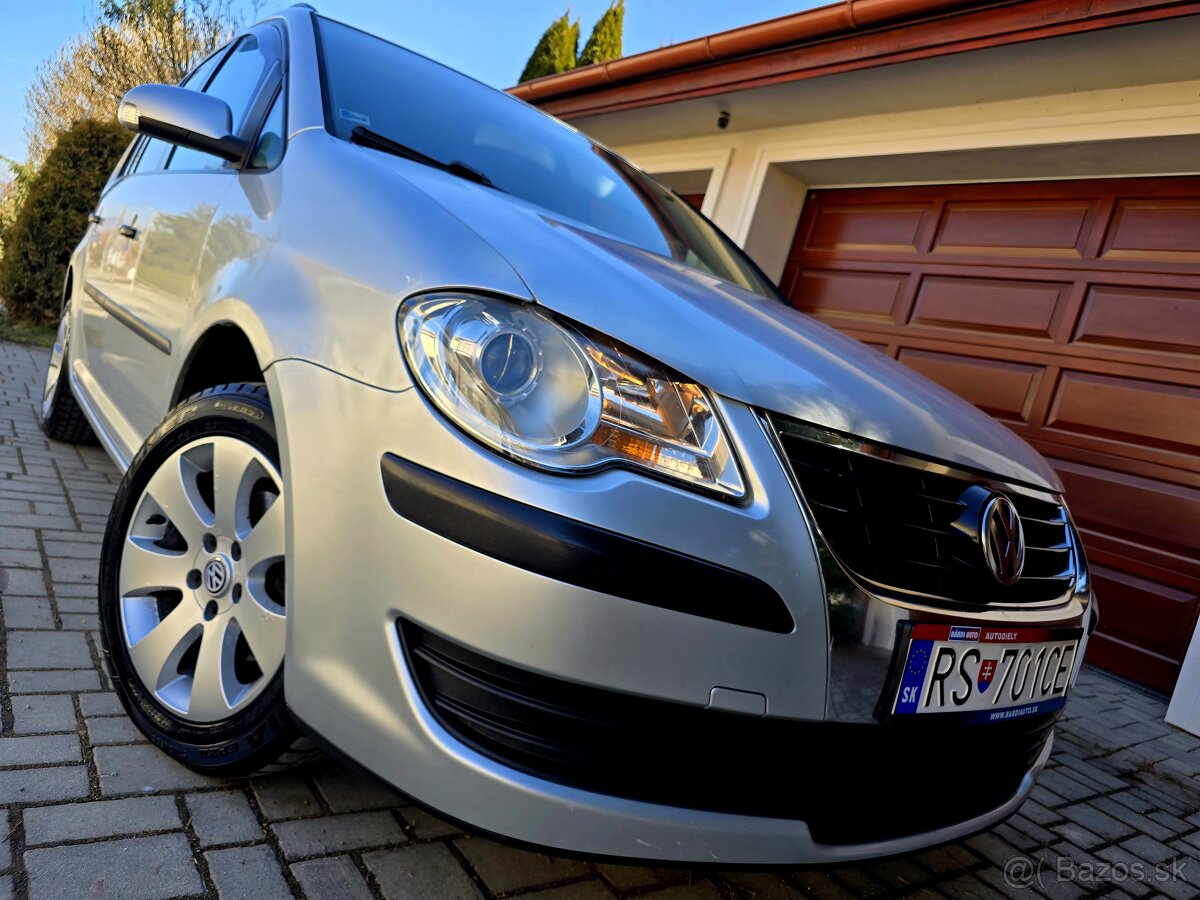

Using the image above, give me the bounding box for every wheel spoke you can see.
[234,604,285,680]
[119,538,188,596]
[239,493,284,570]
[189,617,235,721]
[212,439,252,538]
[127,600,201,692]
[143,456,208,548]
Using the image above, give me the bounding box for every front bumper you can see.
[271,358,1091,864]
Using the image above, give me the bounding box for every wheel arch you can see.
[171,323,267,408]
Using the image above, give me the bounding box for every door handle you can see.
[118,224,138,239]
[88,213,102,225]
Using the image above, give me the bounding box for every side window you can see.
[249,90,285,170]
[167,32,277,171]
[128,138,172,175]
[181,48,225,91]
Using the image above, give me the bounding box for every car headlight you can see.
[399,293,744,498]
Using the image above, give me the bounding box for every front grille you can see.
[402,621,1056,844]
[768,416,1076,607]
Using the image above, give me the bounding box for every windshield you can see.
[316,16,778,300]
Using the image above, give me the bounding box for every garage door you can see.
[780,177,1200,694]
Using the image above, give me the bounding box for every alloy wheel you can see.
[42,316,68,420]
[118,435,286,723]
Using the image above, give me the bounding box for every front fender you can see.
[194,133,532,391]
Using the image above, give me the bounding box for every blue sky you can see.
[0,1,820,165]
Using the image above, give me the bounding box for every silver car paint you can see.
[61,6,1088,863]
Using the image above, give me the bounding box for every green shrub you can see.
[519,11,580,83]
[0,118,129,324]
[578,0,623,67]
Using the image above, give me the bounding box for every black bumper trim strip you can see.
[380,454,794,634]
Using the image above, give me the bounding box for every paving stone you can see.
[1094,845,1156,898]
[6,630,90,669]
[9,668,100,693]
[24,833,203,900]
[42,541,102,559]
[79,692,123,717]
[365,843,483,899]
[55,598,97,615]
[1091,795,1179,842]
[24,796,181,845]
[205,845,292,900]
[913,843,977,875]
[0,733,80,766]
[0,526,37,550]
[456,835,590,893]
[635,883,724,899]
[965,832,1023,868]
[86,715,145,745]
[273,811,406,860]
[720,870,806,898]
[313,764,405,812]
[94,744,219,794]
[60,614,99,631]
[2,597,54,629]
[0,547,41,568]
[251,773,322,820]
[291,855,375,900]
[594,864,669,892]
[790,870,859,900]
[186,791,263,847]
[526,882,617,899]
[0,567,46,596]
[1053,820,1105,850]
[398,805,463,839]
[0,810,10,872]
[47,557,98,585]
[1121,834,1178,865]
[51,582,95,598]
[12,693,77,734]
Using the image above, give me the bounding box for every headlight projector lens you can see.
[479,330,539,398]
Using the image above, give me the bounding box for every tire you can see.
[40,314,96,444]
[98,383,318,776]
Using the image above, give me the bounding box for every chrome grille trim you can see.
[764,414,1080,611]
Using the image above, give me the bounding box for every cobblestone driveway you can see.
[1,340,1199,899]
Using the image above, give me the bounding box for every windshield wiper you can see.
[350,126,497,190]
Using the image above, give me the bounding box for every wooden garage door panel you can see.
[934,201,1091,257]
[1053,460,1200,558]
[790,270,905,320]
[1103,198,1200,264]
[1087,633,1182,696]
[898,349,1041,423]
[782,178,1200,692]
[1046,371,1200,456]
[910,275,1064,338]
[1073,284,1200,357]
[1088,564,1197,660]
[805,203,928,253]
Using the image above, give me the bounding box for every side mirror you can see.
[117,84,248,163]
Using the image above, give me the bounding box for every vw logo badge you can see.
[981,494,1025,585]
[203,557,230,595]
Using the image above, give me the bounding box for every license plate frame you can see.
[878,622,1083,723]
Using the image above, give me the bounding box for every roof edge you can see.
[507,0,989,102]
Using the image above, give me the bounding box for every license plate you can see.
[890,624,1081,722]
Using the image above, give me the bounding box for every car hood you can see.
[396,166,1061,491]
